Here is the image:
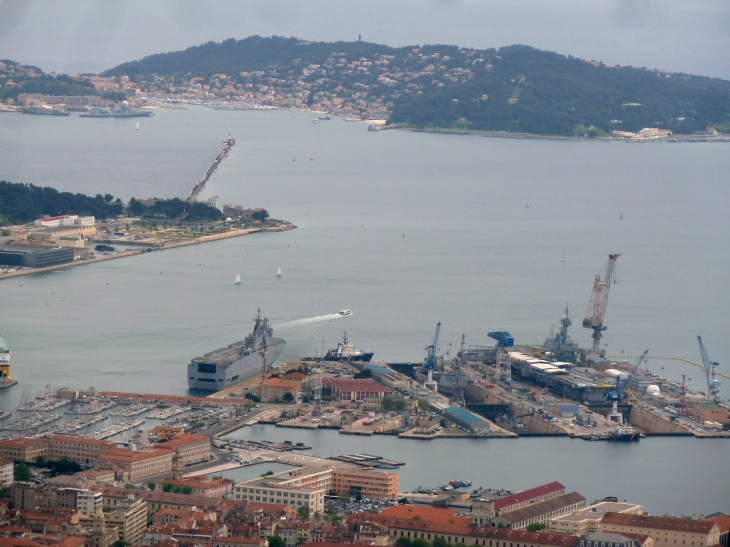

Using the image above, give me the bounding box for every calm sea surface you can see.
[0,108,728,513]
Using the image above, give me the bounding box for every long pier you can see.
[185,137,235,202]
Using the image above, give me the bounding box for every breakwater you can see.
[185,136,235,202]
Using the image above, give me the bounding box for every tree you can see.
[283,392,294,403]
[0,489,6,499]
[245,393,261,403]
[104,194,114,202]
[396,538,412,547]
[381,397,394,411]
[432,537,448,547]
[418,399,429,411]
[14,463,32,482]
[0,230,9,237]
[526,523,548,532]
[440,418,447,427]
[113,541,129,547]
[260,470,274,477]
[297,504,311,520]
[161,482,174,492]
[268,536,286,547]
[147,481,156,490]
[181,486,193,495]
[394,399,406,412]
[251,209,269,222]
[412,540,430,547]
[211,475,223,480]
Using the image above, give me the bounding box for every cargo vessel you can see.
[323,332,373,362]
[187,310,285,391]
[80,101,153,117]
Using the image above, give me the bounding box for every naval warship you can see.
[323,332,374,362]
[21,105,70,116]
[79,101,153,117]
[187,310,285,391]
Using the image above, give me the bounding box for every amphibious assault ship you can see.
[21,105,70,116]
[80,101,153,118]
[187,310,285,391]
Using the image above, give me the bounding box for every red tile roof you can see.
[493,481,565,509]
[707,515,730,534]
[322,378,392,394]
[601,513,719,534]
[380,505,470,525]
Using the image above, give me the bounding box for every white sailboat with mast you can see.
[276,266,282,278]
[234,273,241,285]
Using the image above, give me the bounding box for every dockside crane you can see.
[583,254,621,355]
[697,336,721,399]
[424,322,441,370]
[606,349,649,424]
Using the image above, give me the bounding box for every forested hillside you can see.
[100,37,730,136]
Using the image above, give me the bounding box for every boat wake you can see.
[274,313,343,330]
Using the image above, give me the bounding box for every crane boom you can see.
[697,336,721,398]
[583,253,621,353]
[425,322,441,370]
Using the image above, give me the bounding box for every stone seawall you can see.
[629,406,691,435]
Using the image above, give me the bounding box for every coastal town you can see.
[0,376,727,547]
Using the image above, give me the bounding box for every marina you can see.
[66,400,117,414]
[83,418,145,440]
[146,405,188,419]
[109,403,156,416]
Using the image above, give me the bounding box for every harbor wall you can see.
[629,406,691,435]
[521,414,568,435]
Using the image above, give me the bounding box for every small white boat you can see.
[526,200,530,208]
[561,248,566,262]
[276,266,282,278]
[234,273,241,285]
[339,309,352,316]
[135,122,140,130]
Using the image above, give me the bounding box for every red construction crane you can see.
[583,253,621,354]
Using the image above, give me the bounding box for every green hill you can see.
[101,36,730,136]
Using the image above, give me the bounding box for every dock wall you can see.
[629,406,691,435]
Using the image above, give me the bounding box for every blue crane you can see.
[424,322,441,370]
[697,336,721,398]
[607,349,650,403]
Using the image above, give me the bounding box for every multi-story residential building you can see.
[154,434,210,466]
[1,457,14,487]
[550,503,644,535]
[154,477,233,497]
[46,436,115,465]
[98,447,174,481]
[472,482,567,526]
[90,485,222,517]
[234,467,330,513]
[12,483,81,510]
[491,493,586,530]
[103,497,148,546]
[257,378,299,403]
[332,468,399,500]
[0,438,50,462]
[600,513,721,547]
[77,490,104,515]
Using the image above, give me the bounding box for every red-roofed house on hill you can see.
[472,482,566,526]
[322,378,392,401]
[600,513,721,547]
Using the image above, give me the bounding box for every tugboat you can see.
[323,332,374,363]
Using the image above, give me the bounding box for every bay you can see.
[0,108,728,513]
[228,424,727,517]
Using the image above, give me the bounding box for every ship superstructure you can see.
[542,305,580,362]
[187,310,285,391]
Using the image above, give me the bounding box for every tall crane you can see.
[606,349,649,424]
[583,254,621,355]
[424,322,441,370]
[697,336,721,399]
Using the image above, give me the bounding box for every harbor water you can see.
[0,108,728,512]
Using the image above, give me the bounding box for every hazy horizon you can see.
[1,0,729,79]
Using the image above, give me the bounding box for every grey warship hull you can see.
[187,310,285,391]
